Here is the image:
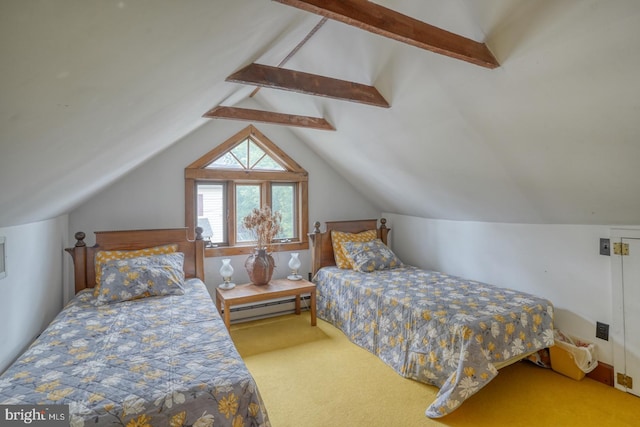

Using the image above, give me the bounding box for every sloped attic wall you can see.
[68,115,380,288]
[0,0,311,227]
[3,1,640,229]
[258,0,640,225]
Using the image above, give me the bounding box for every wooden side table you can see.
[215,278,316,330]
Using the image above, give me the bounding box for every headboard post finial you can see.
[308,221,324,277]
[195,226,204,241]
[379,218,389,245]
[74,232,86,247]
[66,231,88,294]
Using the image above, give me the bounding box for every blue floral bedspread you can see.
[315,266,554,418]
[0,279,270,427]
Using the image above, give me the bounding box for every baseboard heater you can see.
[228,295,313,324]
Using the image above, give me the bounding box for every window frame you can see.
[185,125,309,257]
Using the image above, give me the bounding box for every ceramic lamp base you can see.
[287,274,302,281]
[219,282,236,290]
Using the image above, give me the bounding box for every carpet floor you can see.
[230,312,639,427]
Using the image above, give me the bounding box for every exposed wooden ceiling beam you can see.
[203,106,335,131]
[227,63,390,108]
[272,0,499,69]
[251,17,328,98]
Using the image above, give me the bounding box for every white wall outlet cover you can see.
[0,236,5,279]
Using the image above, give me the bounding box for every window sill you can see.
[204,240,309,258]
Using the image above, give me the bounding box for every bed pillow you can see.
[94,252,185,305]
[331,229,378,269]
[342,239,403,273]
[94,244,178,297]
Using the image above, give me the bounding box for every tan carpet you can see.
[231,313,639,427]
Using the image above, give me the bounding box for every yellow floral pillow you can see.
[94,244,178,297]
[331,229,377,269]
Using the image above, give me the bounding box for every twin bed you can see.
[0,228,270,427]
[309,218,555,418]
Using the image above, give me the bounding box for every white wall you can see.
[69,118,379,292]
[383,213,626,365]
[0,216,68,373]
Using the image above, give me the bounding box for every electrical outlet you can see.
[596,322,609,341]
[0,236,5,280]
[599,238,610,256]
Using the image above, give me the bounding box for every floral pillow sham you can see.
[342,239,403,272]
[94,252,185,305]
[331,229,378,269]
[93,244,179,297]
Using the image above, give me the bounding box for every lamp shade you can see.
[287,252,301,280]
[219,258,235,289]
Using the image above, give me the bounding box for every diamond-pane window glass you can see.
[231,140,249,168]
[206,139,249,169]
[206,138,284,171]
[248,141,265,168]
[208,151,241,169]
[254,155,284,170]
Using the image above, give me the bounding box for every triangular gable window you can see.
[206,138,285,171]
[185,125,309,257]
[187,125,304,175]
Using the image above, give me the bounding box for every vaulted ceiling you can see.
[2,0,640,228]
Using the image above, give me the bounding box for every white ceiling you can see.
[1,0,640,227]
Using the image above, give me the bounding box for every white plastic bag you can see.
[554,330,598,373]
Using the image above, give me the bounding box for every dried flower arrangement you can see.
[242,205,282,251]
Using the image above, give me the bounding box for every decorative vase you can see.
[245,249,275,286]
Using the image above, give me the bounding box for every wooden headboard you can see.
[65,228,205,294]
[308,218,389,276]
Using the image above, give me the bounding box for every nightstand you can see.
[215,278,316,330]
